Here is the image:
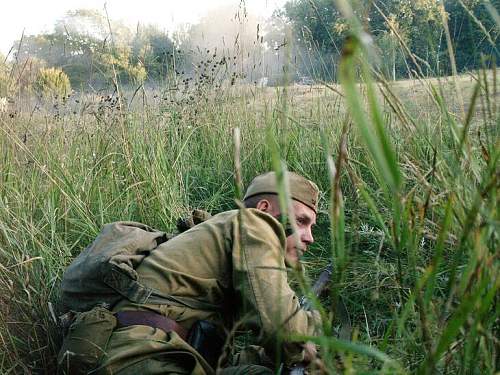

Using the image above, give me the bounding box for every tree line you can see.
[1,0,498,95]
[284,0,499,80]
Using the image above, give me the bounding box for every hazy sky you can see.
[0,0,287,56]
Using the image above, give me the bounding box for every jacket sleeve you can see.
[231,209,322,364]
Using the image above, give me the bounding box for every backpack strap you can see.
[103,266,153,304]
[147,292,222,312]
[104,264,221,311]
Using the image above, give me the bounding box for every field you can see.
[0,48,498,374]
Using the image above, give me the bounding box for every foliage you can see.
[34,67,72,97]
[13,9,154,89]
[7,56,46,94]
[95,46,147,85]
[282,0,500,80]
[283,0,344,55]
[445,0,500,71]
[277,0,343,80]
[130,25,175,82]
[7,1,498,87]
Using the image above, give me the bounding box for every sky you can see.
[0,0,287,56]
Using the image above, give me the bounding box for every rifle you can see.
[299,262,333,311]
[288,262,351,375]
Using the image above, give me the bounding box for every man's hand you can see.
[288,342,326,375]
[303,341,317,363]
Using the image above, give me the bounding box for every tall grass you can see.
[1,8,498,375]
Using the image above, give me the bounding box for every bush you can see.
[34,67,71,98]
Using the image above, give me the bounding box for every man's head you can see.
[243,171,319,264]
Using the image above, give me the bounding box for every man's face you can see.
[285,200,316,264]
[254,196,317,263]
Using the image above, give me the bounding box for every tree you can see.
[131,25,175,82]
[13,9,151,89]
[445,0,500,72]
[34,67,72,97]
[282,0,344,80]
[372,0,444,77]
[282,0,499,80]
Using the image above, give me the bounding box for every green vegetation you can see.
[34,67,72,98]
[3,0,498,90]
[283,0,499,80]
[0,1,498,374]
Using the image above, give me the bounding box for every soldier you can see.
[61,171,322,375]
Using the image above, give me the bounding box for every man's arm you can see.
[231,209,322,364]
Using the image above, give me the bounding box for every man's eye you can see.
[297,218,306,225]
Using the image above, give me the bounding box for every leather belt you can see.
[115,310,188,341]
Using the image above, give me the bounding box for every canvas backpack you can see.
[60,221,171,313]
[60,209,212,313]
[58,212,213,374]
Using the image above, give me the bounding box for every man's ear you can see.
[255,199,271,212]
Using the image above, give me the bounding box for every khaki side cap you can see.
[243,171,319,213]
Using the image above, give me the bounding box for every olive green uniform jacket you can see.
[98,208,321,374]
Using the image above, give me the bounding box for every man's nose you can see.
[301,227,314,245]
